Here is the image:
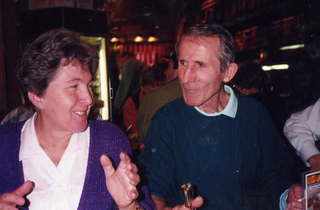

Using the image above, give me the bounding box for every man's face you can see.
[178,35,236,112]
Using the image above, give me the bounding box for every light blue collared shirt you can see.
[279,189,289,210]
[194,85,238,118]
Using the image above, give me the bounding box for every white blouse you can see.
[19,114,90,210]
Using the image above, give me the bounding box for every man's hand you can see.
[172,196,204,210]
[287,184,303,210]
[0,181,34,210]
[152,194,204,210]
[100,152,140,210]
[308,154,320,170]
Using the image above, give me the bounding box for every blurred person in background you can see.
[283,32,320,171]
[113,52,146,115]
[113,52,145,129]
[137,54,182,145]
[231,61,287,132]
[122,66,158,153]
[281,33,320,210]
[0,93,35,125]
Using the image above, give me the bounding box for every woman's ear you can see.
[27,92,43,109]
[223,63,238,83]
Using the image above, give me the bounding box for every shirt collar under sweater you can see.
[19,113,89,161]
[194,85,238,118]
[18,113,89,210]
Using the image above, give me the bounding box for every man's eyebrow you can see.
[195,61,204,66]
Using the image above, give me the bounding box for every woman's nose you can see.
[81,88,93,106]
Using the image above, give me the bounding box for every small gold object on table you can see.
[181,182,195,209]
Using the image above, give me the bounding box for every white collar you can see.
[194,85,238,118]
[19,113,89,161]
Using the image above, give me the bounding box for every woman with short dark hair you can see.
[0,28,153,210]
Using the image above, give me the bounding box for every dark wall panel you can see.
[0,1,8,111]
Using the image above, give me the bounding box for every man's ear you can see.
[27,92,43,109]
[223,63,238,83]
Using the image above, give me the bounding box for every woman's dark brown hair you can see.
[17,28,99,96]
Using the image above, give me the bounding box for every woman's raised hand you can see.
[100,152,140,210]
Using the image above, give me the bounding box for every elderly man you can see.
[140,23,293,209]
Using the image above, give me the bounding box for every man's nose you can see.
[180,65,195,83]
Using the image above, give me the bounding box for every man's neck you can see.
[197,89,230,114]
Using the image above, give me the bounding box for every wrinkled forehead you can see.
[179,35,221,51]
[178,35,222,59]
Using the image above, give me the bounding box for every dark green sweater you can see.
[140,95,293,210]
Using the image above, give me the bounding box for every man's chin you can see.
[183,98,200,107]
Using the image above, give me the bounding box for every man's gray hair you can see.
[177,23,235,72]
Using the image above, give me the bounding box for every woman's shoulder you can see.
[89,120,128,141]
[89,119,118,130]
[0,121,25,137]
[90,119,126,134]
[88,120,131,158]
[0,122,25,154]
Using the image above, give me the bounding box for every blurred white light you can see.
[280,44,304,51]
[262,64,289,71]
[272,64,289,70]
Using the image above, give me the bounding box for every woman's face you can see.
[35,59,93,135]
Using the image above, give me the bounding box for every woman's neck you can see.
[34,114,72,166]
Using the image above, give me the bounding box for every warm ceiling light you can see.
[110,37,119,43]
[134,36,144,43]
[147,36,158,42]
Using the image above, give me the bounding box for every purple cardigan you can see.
[0,120,154,210]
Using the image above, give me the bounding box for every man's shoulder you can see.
[235,94,275,125]
[158,97,186,111]
[150,98,189,123]
[237,93,268,112]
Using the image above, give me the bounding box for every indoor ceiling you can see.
[103,0,200,43]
